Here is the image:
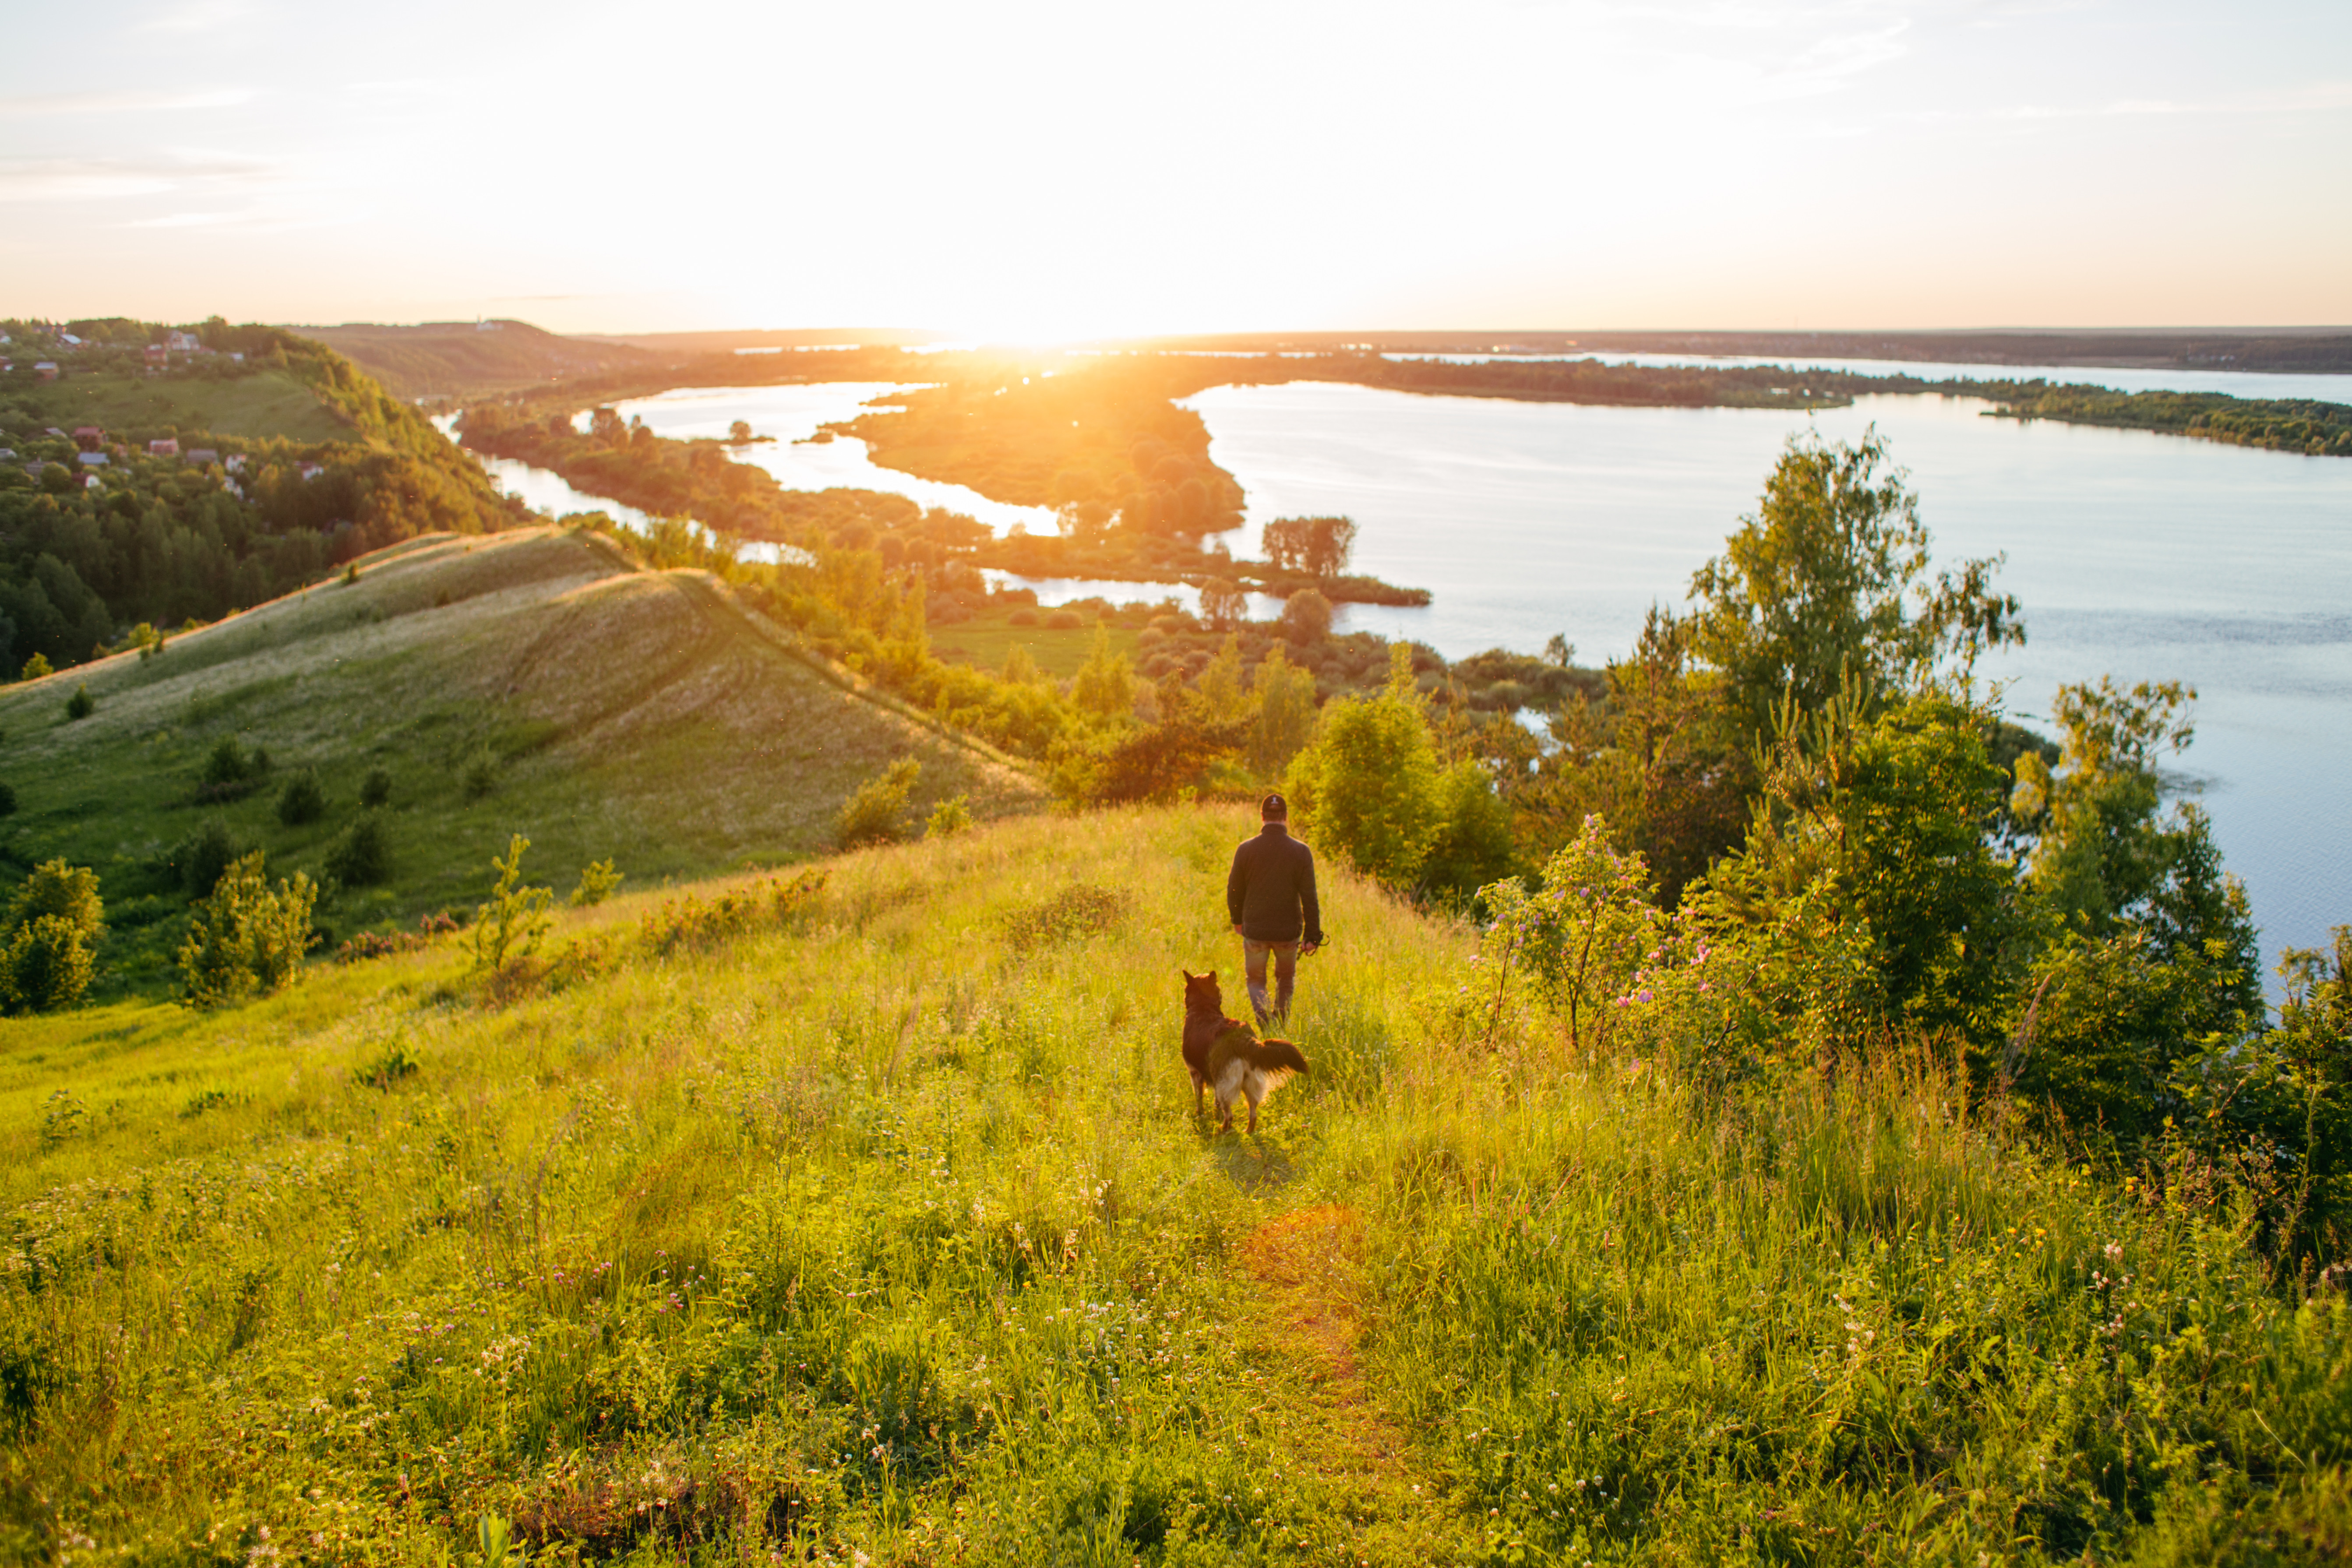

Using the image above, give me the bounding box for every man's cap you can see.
[1261,792,1287,818]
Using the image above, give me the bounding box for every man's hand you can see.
[1300,941,1320,957]
[1232,923,1245,936]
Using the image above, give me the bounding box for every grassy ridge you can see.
[3,810,2341,1563]
[0,526,1040,997]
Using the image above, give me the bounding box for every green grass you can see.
[7,370,352,444]
[1,808,2342,1564]
[931,612,1143,680]
[0,527,1042,997]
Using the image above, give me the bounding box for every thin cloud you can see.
[1989,79,2352,122]
[0,149,282,203]
[138,1,253,32]
[0,88,251,118]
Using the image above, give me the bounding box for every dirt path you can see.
[1236,1205,1458,1565]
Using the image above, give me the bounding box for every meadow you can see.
[2,807,2340,1565]
[0,528,1037,997]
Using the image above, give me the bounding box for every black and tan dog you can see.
[1181,970,1310,1134]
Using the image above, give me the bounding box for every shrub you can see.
[169,819,251,898]
[275,771,326,826]
[342,563,362,585]
[925,795,973,838]
[837,758,921,848]
[63,684,94,721]
[358,767,392,808]
[1280,588,1333,644]
[1,860,105,1015]
[194,736,269,802]
[569,858,624,907]
[351,1046,420,1089]
[1008,607,1039,626]
[176,852,317,1009]
[335,929,423,964]
[638,869,828,957]
[1044,608,1083,630]
[323,815,392,887]
[1002,883,1128,950]
[471,834,553,973]
[461,750,498,802]
[18,652,52,680]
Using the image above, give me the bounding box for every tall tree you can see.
[1689,430,2022,742]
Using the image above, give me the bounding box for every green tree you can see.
[1199,578,1245,631]
[1526,606,1745,907]
[2003,678,2263,1142]
[1247,646,1317,780]
[1286,647,1442,890]
[1689,430,2021,742]
[2,860,105,1014]
[176,853,316,1008]
[1069,626,1134,720]
[1420,760,1523,902]
[471,835,553,972]
[64,683,94,720]
[1704,689,2026,1062]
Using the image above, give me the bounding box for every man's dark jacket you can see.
[1227,823,1324,945]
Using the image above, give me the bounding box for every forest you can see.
[0,321,518,676]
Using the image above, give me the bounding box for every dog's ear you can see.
[1181,968,1197,982]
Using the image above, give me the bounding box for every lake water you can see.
[1179,381,2352,974]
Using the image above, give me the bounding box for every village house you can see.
[225,454,248,473]
[73,426,104,450]
[165,330,201,354]
[148,438,180,457]
[34,363,58,381]
[76,451,110,467]
[184,447,221,466]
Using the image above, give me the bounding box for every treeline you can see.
[0,324,520,677]
[1992,386,2352,455]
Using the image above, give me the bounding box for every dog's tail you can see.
[1249,1037,1310,1090]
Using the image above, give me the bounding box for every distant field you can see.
[0,526,1042,997]
[11,369,352,444]
[931,610,1143,679]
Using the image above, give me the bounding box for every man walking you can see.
[1227,793,1324,1027]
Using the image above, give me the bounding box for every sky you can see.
[1,0,2347,339]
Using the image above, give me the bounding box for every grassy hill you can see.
[1,807,2340,1563]
[298,321,659,401]
[4,804,2352,1561]
[0,525,1041,997]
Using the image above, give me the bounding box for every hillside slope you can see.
[0,809,2339,1564]
[0,525,1042,994]
[300,320,659,400]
